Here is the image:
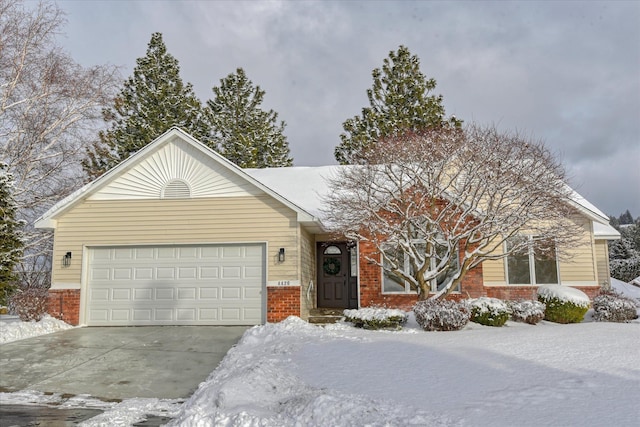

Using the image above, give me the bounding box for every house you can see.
[35,128,620,326]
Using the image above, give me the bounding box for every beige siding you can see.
[594,240,611,288]
[558,218,597,283]
[299,226,316,319]
[51,195,299,286]
[482,217,598,286]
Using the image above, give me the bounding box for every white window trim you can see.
[504,236,561,286]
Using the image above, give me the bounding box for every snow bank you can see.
[611,277,640,301]
[537,284,590,307]
[0,314,74,344]
[170,317,449,426]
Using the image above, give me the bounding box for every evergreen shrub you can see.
[343,308,408,330]
[469,297,510,327]
[537,284,590,324]
[413,299,470,331]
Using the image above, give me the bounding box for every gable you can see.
[90,138,261,200]
[35,128,318,230]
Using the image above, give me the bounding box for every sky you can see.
[56,0,640,218]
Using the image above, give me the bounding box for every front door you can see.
[317,242,353,308]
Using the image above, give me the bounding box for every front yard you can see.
[2,279,639,426]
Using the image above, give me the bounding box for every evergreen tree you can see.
[618,209,634,225]
[206,68,293,168]
[335,45,462,165]
[83,32,211,179]
[0,164,24,306]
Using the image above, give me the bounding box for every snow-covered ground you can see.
[1,280,639,426]
[0,314,74,344]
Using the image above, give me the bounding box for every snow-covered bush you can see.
[537,284,590,324]
[592,290,638,323]
[469,297,510,327]
[413,299,470,331]
[343,308,408,330]
[508,300,546,325]
[10,287,48,322]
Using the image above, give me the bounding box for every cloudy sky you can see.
[58,0,639,217]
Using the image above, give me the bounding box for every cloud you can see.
[57,0,640,215]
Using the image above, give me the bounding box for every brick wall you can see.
[267,286,300,322]
[47,289,81,325]
[358,240,485,309]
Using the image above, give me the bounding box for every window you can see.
[382,242,460,294]
[506,237,558,285]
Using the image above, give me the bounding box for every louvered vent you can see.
[162,180,191,199]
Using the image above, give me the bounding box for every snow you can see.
[245,165,344,218]
[2,293,639,426]
[343,307,407,321]
[612,277,640,301]
[469,296,509,314]
[537,284,591,307]
[0,314,74,344]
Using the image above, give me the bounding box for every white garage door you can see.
[86,244,264,326]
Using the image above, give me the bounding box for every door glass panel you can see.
[323,245,342,255]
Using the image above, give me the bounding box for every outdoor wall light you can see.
[278,248,285,263]
[63,251,72,267]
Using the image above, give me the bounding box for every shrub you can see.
[343,308,408,330]
[413,299,470,331]
[469,297,510,327]
[537,284,590,324]
[9,287,48,322]
[508,300,546,325]
[592,290,638,323]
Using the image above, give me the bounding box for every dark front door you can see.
[317,242,350,308]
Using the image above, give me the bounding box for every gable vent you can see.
[162,180,191,199]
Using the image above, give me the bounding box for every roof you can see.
[36,127,620,240]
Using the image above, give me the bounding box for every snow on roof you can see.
[245,165,345,219]
[593,221,621,240]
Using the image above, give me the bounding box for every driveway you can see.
[0,326,248,400]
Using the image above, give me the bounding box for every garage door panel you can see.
[133,288,153,300]
[200,267,219,279]
[155,288,174,300]
[87,244,264,326]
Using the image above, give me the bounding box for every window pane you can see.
[323,245,342,255]
[508,254,531,284]
[534,248,558,284]
[433,243,459,292]
[383,270,407,292]
[382,246,406,293]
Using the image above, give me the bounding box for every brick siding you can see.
[47,289,81,325]
[267,286,300,322]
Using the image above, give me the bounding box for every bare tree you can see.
[323,125,582,300]
[0,0,118,283]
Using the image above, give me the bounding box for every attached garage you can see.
[37,128,319,326]
[86,244,265,326]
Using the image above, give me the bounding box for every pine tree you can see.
[0,164,24,306]
[83,32,211,179]
[335,45,462,165]
[206,68,293,168]
[618,210,634,225]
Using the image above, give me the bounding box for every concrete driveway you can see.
[0,326,248,400]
